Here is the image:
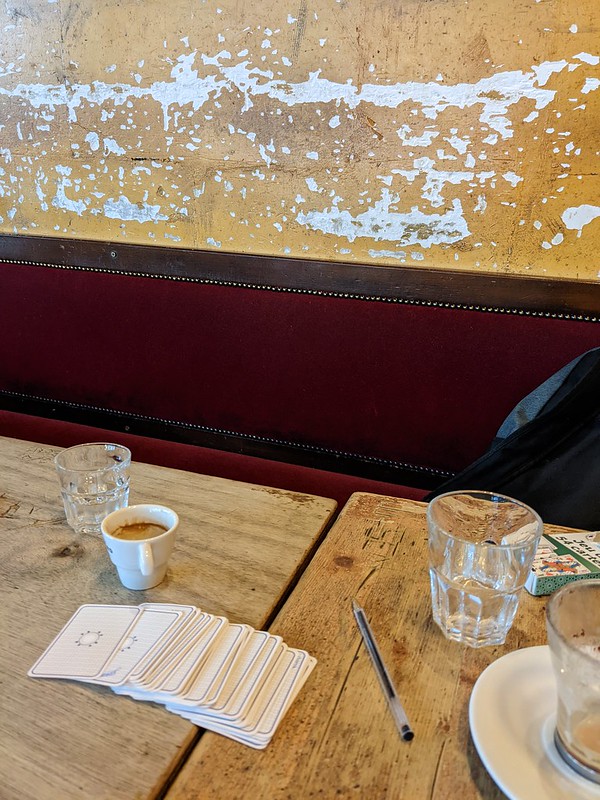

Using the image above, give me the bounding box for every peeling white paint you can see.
[0,63,20,78]
[103,196,168,222]
[573,52,600,66]
[35,173,48,212]
[561,204,600,237]
[474,195,487,213]
[258,141,275,166]
[502,171,523,187]
[1,27,597,267]
[581,78,600,94]
[85,132,100,151]
[0,54,576,140]
[419,166,479,207]
[52,165,87,216]
[296,191,470,247]
[532,61,570,86]
[444,134,470,154]
[368,249,407,260]
[103,137,126,156]
[397,125,439,147]
[541,232,564,249]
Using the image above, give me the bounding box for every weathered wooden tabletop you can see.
[0,435,337,800]
[168,492,559,800]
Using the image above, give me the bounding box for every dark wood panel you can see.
[1,233,598,318]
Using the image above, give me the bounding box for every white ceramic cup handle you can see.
[138,542,155,576]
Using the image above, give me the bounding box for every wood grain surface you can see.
[168,492,559,800]
[0,436,336,800]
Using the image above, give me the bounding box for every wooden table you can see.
[0,436,337,800]
[168,492,559,800]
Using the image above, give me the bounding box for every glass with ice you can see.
[546,579,600,784]
[427,490,543,648]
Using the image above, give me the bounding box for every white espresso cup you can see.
[101,504,179,590]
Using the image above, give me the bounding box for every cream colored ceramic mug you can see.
[101,504,178,590]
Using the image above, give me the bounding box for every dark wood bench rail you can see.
[1,234,599,502]
[2,233,599,317]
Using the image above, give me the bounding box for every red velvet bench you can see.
[1,235,599,509]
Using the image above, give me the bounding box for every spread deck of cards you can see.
[28,603,315,749]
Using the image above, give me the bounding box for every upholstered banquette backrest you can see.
[1,235,599,490]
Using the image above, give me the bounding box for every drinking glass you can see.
[427,490,543,648]
[54,443,131,535]
[546,579,600,784]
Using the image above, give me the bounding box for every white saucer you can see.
[469,645,600,800]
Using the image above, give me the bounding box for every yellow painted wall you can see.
[0,0,598,279]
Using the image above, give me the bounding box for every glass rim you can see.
[54,442,131,472]
[546,578,600,667]
[426,489,543,549]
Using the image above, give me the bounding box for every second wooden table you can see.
[169,492,559,799]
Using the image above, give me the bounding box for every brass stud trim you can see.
[1,258,598,322]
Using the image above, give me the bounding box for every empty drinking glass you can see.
[546,579,600,784]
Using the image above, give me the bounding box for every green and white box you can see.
[525,531,600,596]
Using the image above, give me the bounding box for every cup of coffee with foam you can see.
[101,504,179,590]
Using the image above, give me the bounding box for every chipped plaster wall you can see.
[0,0,598,279]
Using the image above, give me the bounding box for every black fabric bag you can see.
[425,347,600,529]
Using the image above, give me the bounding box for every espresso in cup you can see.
[111,522,168,541]
[101,504,179,590]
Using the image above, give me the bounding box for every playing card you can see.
[93,604,197,686]
[122,614,227,700]
[166,629,271,714]
[173,648,315,749]
[174,710,272,749]
[247,650,316,738]
[121,606,203,687]
[219,638,287,722]
[180,633,285,722]
[29,602,317,751]
[170,622,252,705]
[28,604,140,681]
[204,629,280,710]
[223,646,304,731]
[150,616,232,696]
